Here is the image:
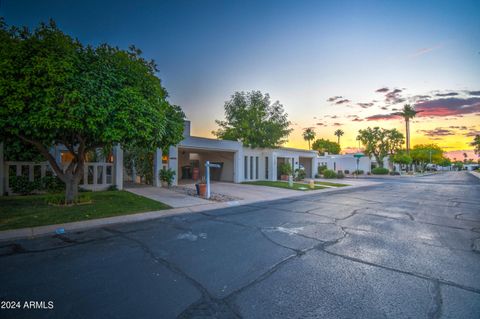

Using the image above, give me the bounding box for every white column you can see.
[113,144,123,190]
[168,146,178,186]
[153,148,162,187]
[0,142,4,196]
[271,154,277,181]
[233,151,240,183]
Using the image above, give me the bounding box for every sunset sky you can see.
[3,0,480,158]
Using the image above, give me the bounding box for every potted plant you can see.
[159,168,175,187]
[196,176,207,196]
[279,163,292,181]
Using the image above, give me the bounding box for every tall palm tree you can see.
[302,127,316,150]
[463,152,468,163]
[394,104,420,155]
[334,129,344,145]
[472,135,480,155]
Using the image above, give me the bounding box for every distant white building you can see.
[318,153,372,174]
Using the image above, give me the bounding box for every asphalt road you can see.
[1,171,479,318]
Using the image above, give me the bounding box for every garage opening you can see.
[178,148,235,184]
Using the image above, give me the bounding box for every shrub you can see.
[279,163,292,175]
[39,175,65,193]
[314,174,320,178]
[159,168,176,186]
[323,169,337,179]
[295,169,306,181]
[371,167,389,175]
[107,185,118,191]
[317,165,327,175]
[353,169,364,175]
[9,175,37,195]
[344,170,349,174]
[336,171,345,179]
[389,171,400,176]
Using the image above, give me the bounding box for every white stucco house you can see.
[0,120,378,195]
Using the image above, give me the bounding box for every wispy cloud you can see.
[409,44,443,58]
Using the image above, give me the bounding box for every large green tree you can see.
[312,139,340,155]
[356,127,404,168]
[213,91,292,148]
[0,20,184,203]
[410,144,444,171]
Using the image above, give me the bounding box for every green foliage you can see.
[124,146,154,184]
[295,169,306,181]
[437,157,452,167]
[371,167,389,175]
[0,20,184,201]
[317,165,328,175]
[453,161,464,170]
[410,144,444,171]
[353,169,364,175]
[213,91,292,148]
[312,139,340,155]
[9,176,38,195]
[40,175,65,193]
[279,163,292,175]
[394,104,419,121]
[392,151,412,165]
[159,168,176,186]
[356,127,404,168]
[323,169,337,178]
[4,139,45,161]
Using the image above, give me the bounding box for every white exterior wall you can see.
[317,154,371,173]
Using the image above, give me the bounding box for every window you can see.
[244,156,248,179]
[250,156,253,180]
[255,157,259,179]
[265,157,269,179]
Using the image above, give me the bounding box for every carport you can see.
[177,147,235,183]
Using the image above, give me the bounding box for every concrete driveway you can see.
[1,172,479,318]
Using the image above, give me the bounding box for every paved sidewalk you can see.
[125,185,210,208]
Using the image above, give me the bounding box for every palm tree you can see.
[394,104,420,155]
[334,129,344,145]
[463,152,468,163]
[302,128,316,150]
[472,135,480,155]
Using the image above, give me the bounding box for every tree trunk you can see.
[375,155,384,168]
[308,140,311,150]
[65,176,79,204]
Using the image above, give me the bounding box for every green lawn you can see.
[242,181,327,191]
[0,191,170,231]
[315,181,349,187]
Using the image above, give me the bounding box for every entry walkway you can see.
[125,185,210,208]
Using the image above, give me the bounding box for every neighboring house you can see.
[318,153,372,173]
[167,121,318,185]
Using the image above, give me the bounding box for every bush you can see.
[389,171,400,176]
[371,167,389,175]
[159,168,176,186]
[344,170,349,174]
[9,176,37,195]
[317,165,327,175]
[314,174,320,178]
[323,169,337,179]
[39,175,65,193]
[336,171,345,179]
[295,169,306,181]
[279,163,292,175]
[353,169,364,175]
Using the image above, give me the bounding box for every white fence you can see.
[4,161,114,194]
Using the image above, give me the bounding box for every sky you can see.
[2,0,480,159]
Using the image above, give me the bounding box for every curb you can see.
[0,182,378,242]
[470,171,480,180]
